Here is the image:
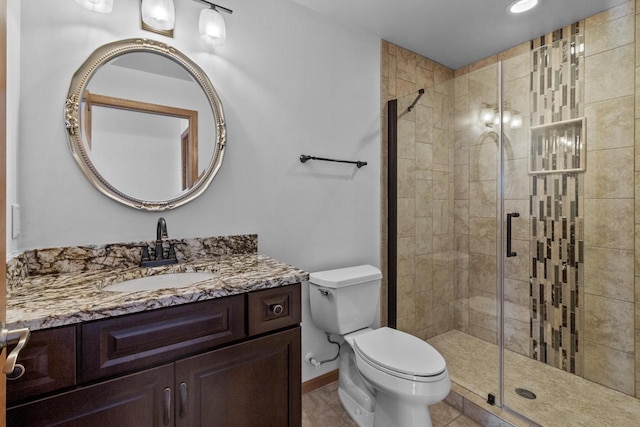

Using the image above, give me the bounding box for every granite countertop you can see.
[7,253,309,331]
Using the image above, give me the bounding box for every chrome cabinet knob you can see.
[271,304,284,315]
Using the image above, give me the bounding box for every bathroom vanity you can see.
[4,235,306,427]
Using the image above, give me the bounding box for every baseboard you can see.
[302,370,339,394]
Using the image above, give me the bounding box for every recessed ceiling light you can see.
[508,0,539,14]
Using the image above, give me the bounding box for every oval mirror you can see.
[64,38,226,210]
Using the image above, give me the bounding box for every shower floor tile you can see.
[428,330,640,427]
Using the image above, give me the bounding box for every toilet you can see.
[308,265,450,427]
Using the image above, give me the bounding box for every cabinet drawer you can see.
[7,325,76,404]
[248,283,301,336]
[81,295,245,382]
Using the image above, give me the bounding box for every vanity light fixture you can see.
[141,0,176,37]
[481,102,522,129]
[75,0,113,13]
[193,0,233,46]
[507,0,539,14]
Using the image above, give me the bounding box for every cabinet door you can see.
[175,327,301,427]
[7,364,174,427]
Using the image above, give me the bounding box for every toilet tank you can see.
[308,265,382,335]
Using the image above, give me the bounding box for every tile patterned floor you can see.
[302,380,481,427]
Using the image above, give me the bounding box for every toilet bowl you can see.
[308,265,451,427]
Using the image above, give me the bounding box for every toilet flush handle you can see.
[318,288,332,297]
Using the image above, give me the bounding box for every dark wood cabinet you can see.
[175,327,301,427]
[6,325,76,405]
[8,364,174,427]
[7,284,302,427]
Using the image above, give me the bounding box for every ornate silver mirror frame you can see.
[64,38,226,211]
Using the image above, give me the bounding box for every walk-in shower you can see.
[382,14,640,426]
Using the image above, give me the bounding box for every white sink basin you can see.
[102,272,216,292]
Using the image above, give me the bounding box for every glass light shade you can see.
[510,113,523,129]
[508,0,539,14]
[75,0,113,13]
[141,0,175,31]
[502,109,512,124]
[480,107,495,124]
[199,8,226,46]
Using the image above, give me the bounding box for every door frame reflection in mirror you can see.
[82,91,199,192]
[64,38,226,211]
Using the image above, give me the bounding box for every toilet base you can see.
[372,390,433,427]
[338,387,374,427]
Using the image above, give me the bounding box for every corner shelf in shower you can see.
[528,117,586,175]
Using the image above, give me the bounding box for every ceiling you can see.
[290,0,630,70]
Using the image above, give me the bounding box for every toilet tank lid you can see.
[309,265,382,288]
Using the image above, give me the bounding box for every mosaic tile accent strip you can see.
[530,32,584,126]
[529,173,584,375]
[529,27,585,375]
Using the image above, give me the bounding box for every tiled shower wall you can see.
[381,0,640,399]
[380,42,456,339]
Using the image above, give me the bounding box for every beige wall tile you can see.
[587,0,635,25]
[584,198,634,250]
[584,247,634,302]
[415,254,433,294]
[433,128,451,165]
[469,218,497,256]
[504,318,530,357]
[433,199,451,235]
[397,158,415,198]
[416,66,435,91]
[469,292,497,332]
[416,105,434,143]
[469,252,497,294]
[415,216,433,256]
[415,142,433,180]
[433,170,450,200]
[415,179,433,217]
[504,158,529,200]
[455,267,470,300]
[469,55,498,73]
[503,76,530,118]
[584,147,634,198]
[454,300,470,333]
[397,236,415,277]
[468,325,497,344]
[397,47,417,83]
[585,294,634,352]
[397,198,416,237]
[586,13,634,56]
[469,144,497,182]
[415,290,433,330]
[388,54,397,96]
[433,268,454,306]
[454,200,470,235]
[504,239,529,281]
[585,44,635,103]
[397,118,416,159]
[397,275,416,317]
[397,78,417,99]
[397,314,417,335]
[454,165,470,200]
[434,92,452,130]
[501,47,530,81]
[584,340,635,396]
[434,303,454,335]
[469,181,497,218]
[585,96,634,150]
[454,74,469,98]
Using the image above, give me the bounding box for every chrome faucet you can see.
[140,217,178,267]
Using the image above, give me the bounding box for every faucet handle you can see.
[141,246,151,263]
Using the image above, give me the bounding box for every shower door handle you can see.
[507,212,519,257]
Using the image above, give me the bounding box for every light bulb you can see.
[502,110,512,124]
[199,8,226,46]
[141,0,175,31]
[75,0,113,13]
[480,107,495,124]
[510,114,523,129]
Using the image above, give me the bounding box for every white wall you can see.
[6,0,20,256]
[12,0,381,382]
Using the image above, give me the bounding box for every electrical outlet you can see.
[11,204,20,239]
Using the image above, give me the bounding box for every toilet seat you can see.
[353,327,446,382]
